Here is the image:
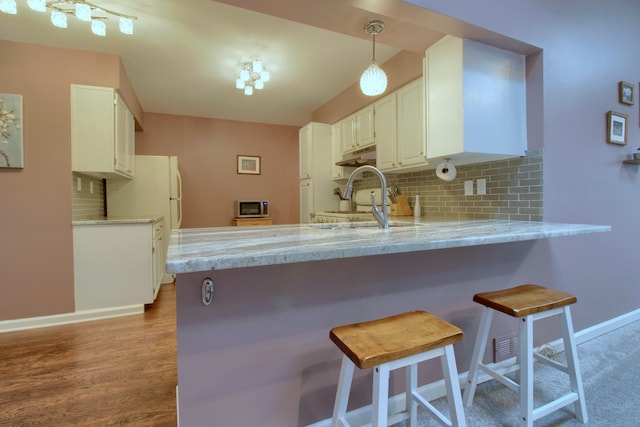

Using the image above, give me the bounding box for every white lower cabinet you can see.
[73,220,163,311]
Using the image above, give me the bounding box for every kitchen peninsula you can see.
[166,219,609,426]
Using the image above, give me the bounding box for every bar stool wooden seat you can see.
[329,310,466,427]
[463,284,588,427]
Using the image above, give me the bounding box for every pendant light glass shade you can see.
[51,10,67,27]
[360,61,387,96]
[119,17,133,34]
[0,0,17,14]
[360,20,387,97]
[91,19,106,36]
[75,2,91,21]
[27,0,45,12]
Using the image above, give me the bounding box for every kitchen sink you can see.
[307,221,427,230]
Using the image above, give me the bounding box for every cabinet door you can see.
[125,105,135,177]
[374,94,397,171]
[299,180,312,223]
[340,114,357,154]
[331,123,345,179]
[356,105,375,149]
[397,79,427,167]
[71,85,116,176]
[299,125,312,179]
[114,94,126,175]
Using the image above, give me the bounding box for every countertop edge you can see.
[165,220,611,274]
[72,215,164,225]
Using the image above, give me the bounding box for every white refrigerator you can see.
[106,155,182,284]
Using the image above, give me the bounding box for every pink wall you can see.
[135,113,300,227]
[0,41,125,320]
[312,50,424,124]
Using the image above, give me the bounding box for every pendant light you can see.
[360,20,387,97]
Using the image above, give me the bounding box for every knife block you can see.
[389,195,413,216]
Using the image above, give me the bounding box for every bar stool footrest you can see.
[533,392,580,422]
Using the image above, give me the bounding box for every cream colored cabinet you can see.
[299,122,334,223]
[340,105,375,155]
[356,105,375,149]
[71,84,135,179]
[73,219,163,311]
[396,79,427,168]
[340,114,357,153]
[425,35,526,166]
[374,93,397,171]
[331,123,355,180]
[376,79,427,173]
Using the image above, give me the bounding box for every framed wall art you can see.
[619,81,634,105]
[607,111,628,145]
[0,93,24,168]
[237,155,261,175]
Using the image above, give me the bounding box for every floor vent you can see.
[494,334,519,363]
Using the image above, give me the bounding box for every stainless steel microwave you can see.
[235,200,269,218]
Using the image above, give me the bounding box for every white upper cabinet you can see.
[375,79,427,173]
[425,35,527,166]
[355,105,375,149]
[340,105,375,155]
[396,79,427,168]
[71,84,135,179]
[374,93,398,171]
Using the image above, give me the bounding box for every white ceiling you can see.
[0,0,445,126]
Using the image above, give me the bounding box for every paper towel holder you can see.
[436,158,457,181]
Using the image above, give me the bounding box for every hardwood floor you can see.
[0,284,177,427]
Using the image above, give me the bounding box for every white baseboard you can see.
[305,308,640,427]
[0,304,144,333]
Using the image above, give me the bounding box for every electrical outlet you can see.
[477,178,487,195]
[464,180,474,196]
[76,176,82,191]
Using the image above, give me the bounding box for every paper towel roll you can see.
[436,161,457,181]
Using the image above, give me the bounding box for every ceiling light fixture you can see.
[235,60,270,96]
[360,20,387,97]
[0,0,137,36]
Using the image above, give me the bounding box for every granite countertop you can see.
[165,219,610,273]
[72,215,164,225]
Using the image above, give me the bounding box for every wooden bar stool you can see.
[462,284,588,426]
[329,310,466,427]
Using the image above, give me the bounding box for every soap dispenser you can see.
[414,195,421,218]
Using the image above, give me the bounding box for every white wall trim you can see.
[305,308,640,427]
[0,305,144,333]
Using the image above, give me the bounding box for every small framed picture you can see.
[237,155,261,174]
[607,111,628,145]
[618,81,634,105]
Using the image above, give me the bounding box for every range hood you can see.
[336,146,376,167]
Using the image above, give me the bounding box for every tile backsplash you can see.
[354,148,543,221]
[71,172,105,220]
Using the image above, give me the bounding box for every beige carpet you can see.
[417,319,640,426]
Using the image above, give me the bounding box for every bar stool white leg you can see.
[372,364,390,427]
[405,363,418,426]
[331,355,355,427]
[519,315,534,427]
[442,344,467,427]
[463,307,494,407]
[561,306,588,423]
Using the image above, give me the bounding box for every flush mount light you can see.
[235,60,271,96]
[2,0,137,36]
[360,20,388,97]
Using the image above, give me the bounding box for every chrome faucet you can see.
[343,165,389,230]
